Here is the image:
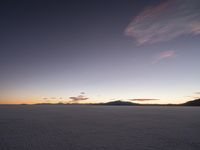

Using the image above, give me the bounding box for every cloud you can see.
[192,97,200,99]
[69,95,88,101]
[43,97,63,100]
[185,96,200,99]
[194,92,200,95]
[153,50,175,63]
[69,92,89,102]
[129,98,159,101]
[125,0,200,45]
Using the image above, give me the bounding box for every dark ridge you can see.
[102,100,140,106]
[182,99,200,106]
[23,99,200,106]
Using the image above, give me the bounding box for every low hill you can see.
[103,100,140,106]
[182,99,200,106]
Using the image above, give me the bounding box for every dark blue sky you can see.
[1,0,200,104]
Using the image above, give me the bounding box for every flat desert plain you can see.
[0,105,200,150]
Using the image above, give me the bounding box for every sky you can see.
[1,0,200,104]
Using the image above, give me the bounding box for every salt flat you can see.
[0,105,200,150]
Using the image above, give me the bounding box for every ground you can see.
[0,105,200,150]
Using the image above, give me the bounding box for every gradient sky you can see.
[1,0,200,104]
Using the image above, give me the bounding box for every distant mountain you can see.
[103,100,140,106]
[32,99,200,106]
[182,99,200,106]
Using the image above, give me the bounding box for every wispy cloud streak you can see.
[153,50,175,63]
[125,0,200,45]
[69,92,89,102]
[129,98,159,101]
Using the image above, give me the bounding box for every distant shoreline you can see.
[0,99,200,106]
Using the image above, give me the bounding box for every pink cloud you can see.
[129,98,159,101]
[69,92,89,102]
[153,50,176,63]
[125,0,200,45]
[69,95,88,101]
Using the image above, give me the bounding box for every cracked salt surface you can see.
[0,105,200,150]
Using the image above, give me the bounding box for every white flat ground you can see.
[0,105,200,150]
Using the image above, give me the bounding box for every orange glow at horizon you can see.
[0,95,193,105]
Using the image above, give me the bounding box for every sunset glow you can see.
[1,0,200,104]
